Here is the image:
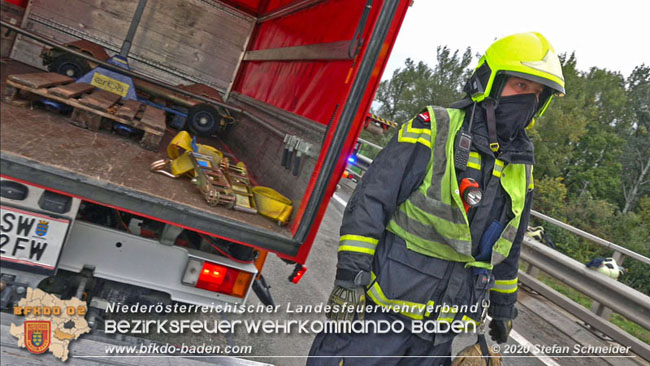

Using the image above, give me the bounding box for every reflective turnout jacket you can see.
[337,105,533,323]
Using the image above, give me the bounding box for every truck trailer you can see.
[0,0,411,321]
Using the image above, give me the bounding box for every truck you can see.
[0,0,411,324]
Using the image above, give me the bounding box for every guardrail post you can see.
[525,262,540,278]
[589,251,626,321]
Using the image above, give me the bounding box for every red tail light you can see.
[196,262,227,291]
[184,259,254,298]
[289,264,307,284]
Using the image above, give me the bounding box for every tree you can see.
[621,65,650,213]
[529,54,588,179]
[374,46,472,124]
[559,66,628,203]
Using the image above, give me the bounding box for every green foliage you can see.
[621,65,650,213]
[611,313,650,345]
[374,46,472,124]
[531,176,568,219]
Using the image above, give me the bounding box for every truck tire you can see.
[187,104,220,137]
[48,53,91,79]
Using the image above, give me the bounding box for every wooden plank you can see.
[71,108,102,131]
[78,89,121,111]
[48,82,95,99]
[8,72,73,88]
[244,40,354,61]
[138,105,166,132]
[115,100,142,121]
[6,79,160,135]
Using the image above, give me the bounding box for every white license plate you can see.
[1,205,70,273]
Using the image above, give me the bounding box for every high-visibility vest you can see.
[386,106,532,269]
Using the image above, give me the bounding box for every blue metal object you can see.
[113,123,138,135]
[40,99,64,113]
[76,56,138,101]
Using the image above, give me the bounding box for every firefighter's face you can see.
[500,77,544,101]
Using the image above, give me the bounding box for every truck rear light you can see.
[197,262,227,291]
[289,264,307,284]
[183,258,253,298]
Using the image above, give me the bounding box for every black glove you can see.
[488,318,512,344]
[325,285,366,321]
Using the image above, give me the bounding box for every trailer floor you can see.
[1,59,290,241]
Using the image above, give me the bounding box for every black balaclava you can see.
[466,93,538,154]
[493,93,538,145]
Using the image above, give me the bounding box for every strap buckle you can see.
[489,142,500,152]
[150,159,182,178]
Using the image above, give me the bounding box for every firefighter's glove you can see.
[488,318,512,344]
[326,285,366,322]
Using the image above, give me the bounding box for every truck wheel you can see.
[48,53,91,79]
[187,104,219,137]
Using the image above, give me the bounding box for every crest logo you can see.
[25,321,51,354]
[35,220,49,237]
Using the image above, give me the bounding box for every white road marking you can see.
[486,316,563,366]
[332,193,348,208]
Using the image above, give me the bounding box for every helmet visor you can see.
[502,70,565,96]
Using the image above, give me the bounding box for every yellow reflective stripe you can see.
[338,246,375,255]
[340,235,379,244]
[461,315,479,325]
[493,159,505,177]
[467,152,481,170]
[397,120,432,148]
[491,277,518,293]
[490,287,518,294]
[338,235,378,255]
[367,273,427,320]
[423,300,436,317]
[495,277,518,285]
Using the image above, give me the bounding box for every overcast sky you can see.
[382,0,649,80]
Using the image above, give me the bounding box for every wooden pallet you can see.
[3,72,166,151]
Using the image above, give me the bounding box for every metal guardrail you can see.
[357,138,383,151]
[531,210,650,266]
[520,237,650,330]
[518,270,650,362]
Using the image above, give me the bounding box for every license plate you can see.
[1,205,70,274]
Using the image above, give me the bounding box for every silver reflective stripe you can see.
[468,152,481,170]
[491,250,506,265]
[491,277,518,293]
[493,160,505,177]
[502,225,518,241]
[409,190,467,225]
[427,107,451,201]
[393,209,472,256]
[526,164,533,191]
[398,119,432,148]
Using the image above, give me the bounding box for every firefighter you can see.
[307,32,566,365]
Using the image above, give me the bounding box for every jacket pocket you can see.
[375,235,449,306]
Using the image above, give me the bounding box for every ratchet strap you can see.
[152,131,223,177]
[252,186,293,226]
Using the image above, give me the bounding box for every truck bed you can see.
[1,60,296,253]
